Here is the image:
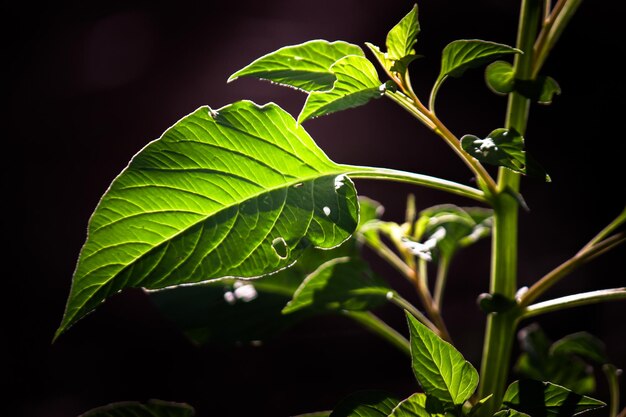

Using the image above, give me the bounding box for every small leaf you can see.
[386,4,420,61]
[550,332,608,364]
[439,40,520,80]
[330,390,400,417]
[79,400,194,417]
[467,394,493,416]
[460,128,550,181]
[228,40,364,92]
[485,61,516,94]
[388,393,445,417]
[415,204,493,260]
[365,42,393,72]
[477,293,516,314]
[493,410,530,417]
[149,243,355,346]
[299,55,382,122]
[56,101,359,338]
[503,380,605,416]
[406,312,479,405]
[356,196,385,249]
[282,257,390,314]
[485,61,561,104]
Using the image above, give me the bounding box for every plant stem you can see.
[518,233,625,306]
[433,256,450,311]
[603,364,622,417]
[477,0,542,414]
[522,287,626,319]
[580,206,626,252]
[342,310,411,357]
[366,238,417,283]
[383,90,498,197]
[387,291,439,335]
[342,164,487,203]
[416,258,453,343]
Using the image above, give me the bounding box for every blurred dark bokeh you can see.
[6,1,624,416]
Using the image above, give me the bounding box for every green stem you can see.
[342,164,486,203]
[477,0,542,414]
[433,256,451,311]
[519,233,625,307]
[580,206,626,252]
[342,310,411,357]
[522,287,626,319]
[387,291,439,335]
[603,364,622,417]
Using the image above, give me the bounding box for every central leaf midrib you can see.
[71,168,350,322]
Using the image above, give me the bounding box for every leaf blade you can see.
[330,390,400,417]
[406,312,479,405]
[57,101,359,338]
[388,393,445,417]
[228,40,365,92]
[298,55,382,122]
[386,4,420,61]
[503,380,606,416]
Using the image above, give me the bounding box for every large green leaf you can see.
[388,393,445,417]
[57,100,359,338]
[330,390,400,417]
[149,243,355,346]
[503,380,605,416]
[79,400,194,417]
[406,313,479,405]
[386,4,420,61]
[460,128,549,181]
[299,55,382,123]
[431,40,519,106]
[282,256,390,314]
[228,40,364,92]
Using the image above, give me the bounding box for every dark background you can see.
[5,1,625,416]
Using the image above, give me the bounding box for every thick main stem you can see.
[477,0,542,414]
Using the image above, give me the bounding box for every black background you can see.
[6,1,625,416]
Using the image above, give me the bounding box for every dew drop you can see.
[234,283,258,302]
[386,291,394,300]
[271,237,289,259]
[323,206,331,216]
[334,174,347,190]
[293,182,303,188]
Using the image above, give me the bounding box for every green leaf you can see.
[485,61,516,94]
[415,204,493,260]
[330,390,400,417]
[282,256,390,314]
[386,4,420,61]
[56,100,359,338]
[356,196,385,249]
[228,40,364,92]
[439,40,520,80]
[460,128,550,181]
[406,312,479,405]
[503,380,605,416]
[388,393,445,417]
[432,40,519,107]
[299,55,382,122]
[149,243,355,345]
[515,325,597,395]
[550,332,608,364]
[493,410,530,417]
[485,61,561,104]
[79,400,194,417]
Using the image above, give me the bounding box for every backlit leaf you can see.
[299,55,382,122]
[460,128,549,181]
[228,40,364,92]
[330,390,400,417]
[406,312,479,405]
[57,100,359,338]
[386,4,420,61]
[485,60,516,94]
[388,393,445,417]
[550,332,608,364]
[503,380,605,416]
[79,400,194,417]
[282,256,390,314]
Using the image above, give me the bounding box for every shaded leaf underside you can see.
[58,100,359,337]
